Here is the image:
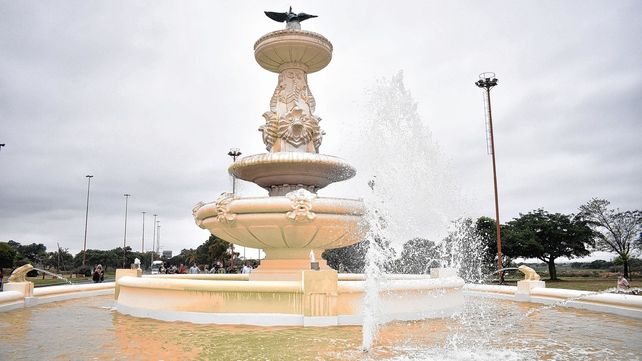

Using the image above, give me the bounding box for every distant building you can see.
[162,250,173,259]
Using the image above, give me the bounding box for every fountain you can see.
[112,9,465,327]
[2,9,642,360]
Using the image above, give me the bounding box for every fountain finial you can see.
[264,7,318,30]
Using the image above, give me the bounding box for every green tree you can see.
[474,217,515,274]
[44,248,74,271]
[198,235,231,265]
[394,238,440,274]
[503,209,595,280]
[8,241,47,265]
[0,242,17,269]
[323,240,368,273]
[579,199,642,279]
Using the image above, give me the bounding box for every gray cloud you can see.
[1,1,640,260]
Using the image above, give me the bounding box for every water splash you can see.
[340,71,464,246]
[351,72,466,351]
[438,218,489,282]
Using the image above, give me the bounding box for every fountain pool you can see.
[1,295,641,361]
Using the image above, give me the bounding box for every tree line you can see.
[2,198,639,279]
[0,234,249,276]
[323,198,641,280]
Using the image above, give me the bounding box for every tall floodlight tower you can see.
[151,214,158,265]
[82,175,93,266]
[475,72,504,283]
[122,193,131,267]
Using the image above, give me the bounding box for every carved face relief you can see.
[278,107,323,149]
[286,189,317,222]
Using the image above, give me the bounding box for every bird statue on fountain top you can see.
[264,7,318,30]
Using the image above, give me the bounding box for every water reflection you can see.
[0,296,640,360]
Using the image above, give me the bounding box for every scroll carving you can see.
[215,193,237,224]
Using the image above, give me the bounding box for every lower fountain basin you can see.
[114,271,465,327]
[193,195,366,260]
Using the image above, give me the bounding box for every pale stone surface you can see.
[430,268,457,278]
[7,264,34,283]
[115,268,142,300]
[115,274,465,326]
[3,282,33,297]
[518,265,541,281]
[516,280,546,301]
[254,29,332,74]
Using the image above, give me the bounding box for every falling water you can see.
[32,267,73,285]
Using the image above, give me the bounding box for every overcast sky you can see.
[1,1,640,261]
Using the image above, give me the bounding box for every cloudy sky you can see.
[1,1,640,260]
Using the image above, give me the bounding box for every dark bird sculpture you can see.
[264,7,318,29]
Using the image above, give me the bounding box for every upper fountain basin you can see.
[229,152,356,196]
[254,29,333,73]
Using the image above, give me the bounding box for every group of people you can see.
[156,261,254,275]
[159,263,188,274]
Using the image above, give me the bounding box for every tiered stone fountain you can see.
[113,15,465,327]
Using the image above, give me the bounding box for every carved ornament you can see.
[285,189,317,222]
[215,193,237,224]
[8,264,34,283]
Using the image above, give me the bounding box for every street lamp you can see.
[122,193,131,267]
[228,148,242,194]
[150,214,157,265]
[141,211,146,253]
[156,221,161,255]
[82,175,93,266]
[475,72,504,283]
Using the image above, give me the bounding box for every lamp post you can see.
[141,211,146,253]
[122,193,131,268]
[228,148,242,194]
[82,175,93,266]
[151,214,157,264]
[156,221,161,255]
[475,72,504,283]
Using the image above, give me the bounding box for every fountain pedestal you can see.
[3,282,33,298]
[516,280,546,300]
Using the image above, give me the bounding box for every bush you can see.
[77,265,92,277]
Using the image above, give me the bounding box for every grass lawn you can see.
[543,277,640,292]
[496,277,639,292]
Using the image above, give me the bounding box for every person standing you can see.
[0,268,4,291]
[189,264,199,274]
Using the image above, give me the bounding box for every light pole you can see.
[82,175,94,266]
[141,211,146,253]
[475,72,504,283]
[228,148,242,194]
[156,221,161,255]
[151,214,157,264]
[122,193,131,268]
